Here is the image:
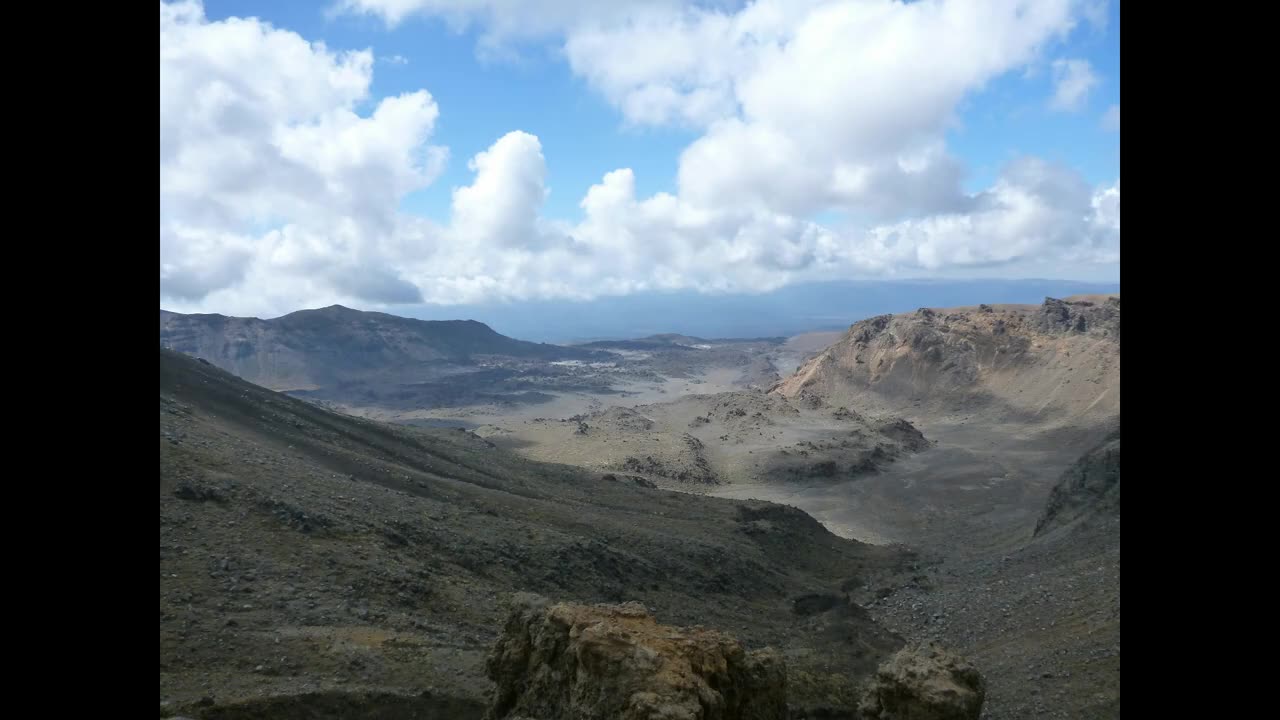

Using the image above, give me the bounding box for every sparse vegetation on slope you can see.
[160,348,922,718]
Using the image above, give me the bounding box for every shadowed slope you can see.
[159,348,916,717]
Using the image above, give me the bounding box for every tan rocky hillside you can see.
[771,296,1119,427]
[507,390,929,488]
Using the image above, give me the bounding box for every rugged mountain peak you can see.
[159,306,604,391]
[1034,296,1121,339]
[850,314,893,345]
[773,297,1121,425]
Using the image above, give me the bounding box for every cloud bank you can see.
[161,0,1118,316]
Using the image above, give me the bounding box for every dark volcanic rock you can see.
[485,594,787,720]
[621,450,717,484]
[1035,425,1121,536]
[1033,297,1121,339]
[792,593,842,616]
[874,419,929,451]
[601,473,658,489]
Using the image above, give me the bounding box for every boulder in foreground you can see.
[485,593,787,720]
[858,641,986,720]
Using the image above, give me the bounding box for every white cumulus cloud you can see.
[162,0,1119,316]
[567,0,1089,219]
[451,131,550,248]
[160,0,446,312]
[1101,103,1119,131]
[1049,58,1099,111]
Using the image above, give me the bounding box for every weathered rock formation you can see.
[1035,424,1121,536]
[772,296,1120,426]
[486,594,786,720]
[858,642,986,720]
[1033,296,1121,339]
[485,595,989,720]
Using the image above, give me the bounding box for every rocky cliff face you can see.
[1035,424,1121,536]
[1032,297,1120,339]
[485,594,787,720]
[771,297,1120,426]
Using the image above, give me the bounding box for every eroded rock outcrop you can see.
[485,594,787,720]
[772,296,1120,425]
[1035,424,1121,536]
[858,642,986,720]
[1033,296,1121,339]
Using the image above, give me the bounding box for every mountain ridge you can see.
[771,296,1120,427]
[160,305,608,392]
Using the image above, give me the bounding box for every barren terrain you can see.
[160,295,1120,718]
[160,348,918,718]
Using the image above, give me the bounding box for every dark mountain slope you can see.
[159,348,916,718]
[1035,423,1121,536]
[160,305,606,391]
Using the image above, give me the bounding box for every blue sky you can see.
[161,1,1120,318]
[198,0,1118,219]
[948,6,1119,193]
[197,1,701,220]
